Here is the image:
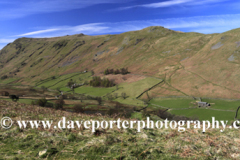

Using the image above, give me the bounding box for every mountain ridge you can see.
[1,26,240,99]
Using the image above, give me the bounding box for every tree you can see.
[67,79,74,88]
[109,69,114,74]
[114,69,120,75]
[1,91,9,96]
[34,98,47,107]
[73,104,85,113]
[107,94,114,100]
[121,92,127,99]
[104,69,109,75]
[1,75,8,80]
[89,76,115,87]
[54,97,65,110]
[9,95,19,102]
[113,93,118,99]
[41,86,47,94]
[96,97,102,105]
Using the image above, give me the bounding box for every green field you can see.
[0,78,20,84]
[115,97,146,107]
[74,86,116,97]
[113,77,161,98]
[169,108,235,121]
[0,98,33,104]
[131,112,143,119]
[36,72,91,89]
[202,98,240,110]
[150,98,196,109]
[149,97,240,121]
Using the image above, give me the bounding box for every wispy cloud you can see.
[15,23,110,37]
[113,0,228,11]
[16,28,61,36]
[0,44,7,50]
[1,13,240,50]
[0,39,15,43]
[141,0,192,8]
[0,0,133,19]
[0,39,16,50]
[6,14,240,39]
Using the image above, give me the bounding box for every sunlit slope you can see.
[1,26,240,98]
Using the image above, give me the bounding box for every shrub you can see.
[73,104,85,113]
[157,109,174,120]
[67,79,74,88]
[114,69,120,75]
[107,94,114,100]
[9,95,19,102]
[67,133,76,142]
[121,92,127,99]
[1,91,9,96]
[96,97,102,105]
[41,86,48,93]
[107,102,133,118]
[113,93,118,99]
[54,98,65,110]
[1,75,8,80]
[68,95,77,100]
[28,87,36,92]
[104,69,109,75]
[89,76,115,87]
[33,98,47,107]
[84,81,89,85]
[103,68,129,75]
[156,109,198,121]
[45,102,54,108]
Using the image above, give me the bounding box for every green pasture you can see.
[115,97,146,107]
[36,72,91,89]
[74,86,116,97]
[149,97,240,121]
[201,98,240,110]
[0,98,33,105]
[169,108,235,121]
[0,78,20,84]
[113,77,161,98]
[149,98,196,109]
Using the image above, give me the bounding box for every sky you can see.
[1,0,240,49]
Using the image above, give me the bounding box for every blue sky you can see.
[1,0,240,49]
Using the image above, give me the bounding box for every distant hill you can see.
[1,26,240,99]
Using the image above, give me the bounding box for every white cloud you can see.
[0,39,16,50]
[113,0,228,11]
[15,23,110,37]
[0,0,133,19]
[141,0,192,8]
[1,13,240,50]
[0,44,6,50]
[10,14,240,39]
[0,38,15,43]
[16,28,61,36]
[70,23,110,33]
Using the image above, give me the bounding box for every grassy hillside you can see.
[1,26,240,99]
[1,100,240,159]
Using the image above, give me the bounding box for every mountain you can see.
[1,26,240,99]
